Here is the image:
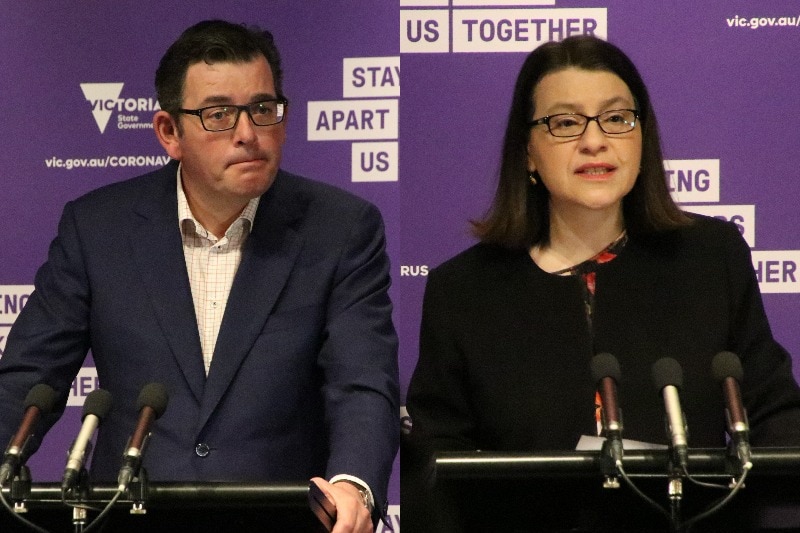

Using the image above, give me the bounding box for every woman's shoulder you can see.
[636,212,745,253]
[684,212,742,238]
[431,242,525,278]
[423,243,533,313]
[424,242,532,297]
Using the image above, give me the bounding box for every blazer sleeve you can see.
[402,264,481,533]
[407,266,479,453]
[0,200,91,453]
[317,200,399,518]
[723,222,800,445]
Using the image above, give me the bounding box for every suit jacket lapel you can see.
[197,171,307,430]
[128,162,206,402]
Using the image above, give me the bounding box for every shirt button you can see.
[195,443,210,457]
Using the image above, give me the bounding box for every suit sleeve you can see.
[723,222,800,445]
[316,201,399,518]
[0,200,91,454]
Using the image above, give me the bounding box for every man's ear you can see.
[153,110,182,160]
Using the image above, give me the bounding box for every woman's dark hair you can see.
[155,20,284,118]
[472,35,690,250]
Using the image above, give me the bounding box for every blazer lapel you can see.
[128,164,206,402]
[197,172,307,430]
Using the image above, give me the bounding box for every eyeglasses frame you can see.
[528,109,639,138]
[178,98,289,132]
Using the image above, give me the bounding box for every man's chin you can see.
[232,172,276,198]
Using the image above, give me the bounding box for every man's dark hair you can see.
[155,20,284,117]
[472,35,691,250]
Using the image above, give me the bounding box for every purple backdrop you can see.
[2,1,800,529]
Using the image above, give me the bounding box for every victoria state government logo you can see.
[80,83,160,134]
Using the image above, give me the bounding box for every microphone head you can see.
[591,352,621,383]
[136,383,169,419]
[82,389,113,420]
[711,351,744,383]
[24,384,58,413]
[652,357,684,391]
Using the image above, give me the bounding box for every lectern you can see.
[404,448,800,532]
[0,481,327,533]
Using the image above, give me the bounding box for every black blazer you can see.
[403,215,800,531]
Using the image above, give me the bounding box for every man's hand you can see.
[310,477,373,533]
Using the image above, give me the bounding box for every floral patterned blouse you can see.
[550,231,629,435]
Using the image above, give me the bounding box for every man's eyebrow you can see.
[195,93,278,107]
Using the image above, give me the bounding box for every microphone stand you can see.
[725,440,747,485]
[599,439,621,489]
[66,468,92,532]
[127,467,150,515]
[667,459,685,533]
[9,464,32,514]
[1,464,53,533]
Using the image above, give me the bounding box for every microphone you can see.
[0,384,58,484]
[62,388,113,491]
[712,351,752,470]
[652,358,689,470]
[117,383,168,492]
[590,353,624,466]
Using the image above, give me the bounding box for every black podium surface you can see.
[407,448,800,532]
[0,482,326,533]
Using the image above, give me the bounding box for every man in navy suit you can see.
[0,20,398,532]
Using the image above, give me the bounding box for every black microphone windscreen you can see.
[652,357,684,391]
[591,352,621,383]
[24,384,57,413]
[136,383,169,418]
[711,351,743,383]
[82,389,113,420]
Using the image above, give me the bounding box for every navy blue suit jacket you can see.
[0,160,399,511]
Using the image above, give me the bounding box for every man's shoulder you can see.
[270,170,383,231]
[274,169,374,211]
[69,161,176,209]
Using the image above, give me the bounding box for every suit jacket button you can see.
[195,443,210,457]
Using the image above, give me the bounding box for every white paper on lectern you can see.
[576,435,669,451]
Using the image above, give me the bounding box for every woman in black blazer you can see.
[403,35,800,532]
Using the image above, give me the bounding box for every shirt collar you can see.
[176,163,260,238]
